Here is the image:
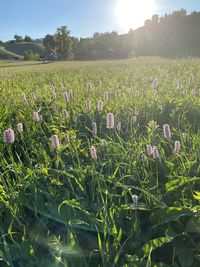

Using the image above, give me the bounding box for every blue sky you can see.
[1,0,200,41]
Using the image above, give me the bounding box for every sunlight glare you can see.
[116,0,156,31]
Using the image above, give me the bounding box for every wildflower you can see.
[63,109,68,118]
[182,132,187,140]
[4,128,15,143]
[52,135,59,149]
[33,111,41,122]
[147,145,153,156]
[31,92,36,100]
[152,78,157,89]
[163,124,171,139]
[69,90,73,100]
[189,74,194,85]
[86,82,91,94]
[115,90,120,97]
[92,122,97,135]
[104,91,109,101]
[63,92,69,103]
[21,92,28,105]
[65,134,69,142]
[97,100,103,112]
[174,140,181,154]
[152,146,160,159]
[86,99,91,110]
[191,89,196,95]
[90,146,97,160]
[16,123,23,133]
[52,88,56,99]
[177,80,181,89]
[183,89,188,95]
[72,115,77,123]
[132,195,139,204]
[106,112,115,129]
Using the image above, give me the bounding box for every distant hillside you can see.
[117,10,200,57]
[0,46,22,59]
[5,42,45,57]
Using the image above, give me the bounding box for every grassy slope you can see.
[5,42,45,56]
[0,46,22,59]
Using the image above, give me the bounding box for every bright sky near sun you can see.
[1,0,200,41]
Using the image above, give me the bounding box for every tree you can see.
[43,34,56,52]
[24,49,40,61]
[14,34,23,42]
[54,26,73,60]
[24,35,32,42]
[152,14,159,24]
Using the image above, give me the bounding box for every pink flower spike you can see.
[4,128,15,143]
[106,112,114,129]
[90,146,97,160]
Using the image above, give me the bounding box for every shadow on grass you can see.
[0,61,54,68]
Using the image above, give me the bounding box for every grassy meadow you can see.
[0,58,200,267]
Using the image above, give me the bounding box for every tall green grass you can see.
[0,58,199,267]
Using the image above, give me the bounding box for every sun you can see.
[116,0,156,31]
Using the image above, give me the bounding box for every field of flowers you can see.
[0,58,200,267]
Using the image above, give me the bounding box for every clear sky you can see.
[1,0,200,41]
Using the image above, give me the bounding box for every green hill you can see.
[0,46,22,59]
[5,42,45,56]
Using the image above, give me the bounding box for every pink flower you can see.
[115,90,120,97]
[16,123,23,133]
[181,132,187,140]
[69,90,73,100]
[152,146,160,159]
[63,109,68,118]
[33,112,41,122]
[86,99,91,110]
[163,124,171,139]
[4,128,15,143]
[106,112,114,129]
[104,92,109,101]
[97,100,103,112]
[65,134,69,142]
[31,92,36,100]
[86,82,91,94]
[174,141,181,153]
[147,145,153,156]
[189,74,194,85]
[52,135,59,149]
[63,92,69,103]
[132,195,139,204]
[177,80,181,89]
[21,92,28,105]
[90,146,97,160]
[92,122,97,135]
[152,78,157,89]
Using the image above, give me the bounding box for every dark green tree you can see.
[14,35,23,42]
[54,26,73,60]
[43,34,56,52]
[24,35,32,42]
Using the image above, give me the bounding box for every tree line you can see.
[1,9,200,60]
